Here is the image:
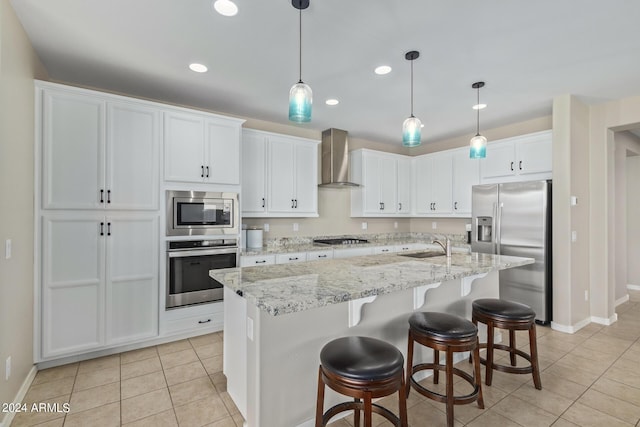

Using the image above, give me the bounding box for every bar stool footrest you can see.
[322,400,403,427]
[478,343,534,375]
[410,363,481,406]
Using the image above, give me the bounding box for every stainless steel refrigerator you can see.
[471,180,552,323]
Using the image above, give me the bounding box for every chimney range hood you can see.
[318,128,360,188]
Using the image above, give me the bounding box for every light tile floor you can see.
[11,290,640,426]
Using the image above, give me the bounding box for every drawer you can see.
[307,250,333,261]
[276,252,307,264]
[372,246,397,255]
[240,254,276,267]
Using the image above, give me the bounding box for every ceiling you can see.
[10,0,640,146]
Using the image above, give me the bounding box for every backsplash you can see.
[263,232,468,250]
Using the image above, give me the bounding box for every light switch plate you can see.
[5,239,11,260]
[361,222,368,230]
[293,223,299,232]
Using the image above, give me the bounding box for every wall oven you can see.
[166,239,238,309]
[166,190,238,237]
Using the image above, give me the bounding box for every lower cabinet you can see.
[40,213,158,359]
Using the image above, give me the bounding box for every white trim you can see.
[616,294,630,306]
[592,313,618,326]
[551,317,591,334]
[627,284,640,291]
[0,366,37,427]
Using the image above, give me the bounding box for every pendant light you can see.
[402,51,421,147]
[470,81,487,159]
[288,0,312,123]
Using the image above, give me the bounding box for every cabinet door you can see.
[107,103,159,210]
[206,119,241,184]
[452,148,479,215]
[430,152,453,214]
[362,152,383,214]
[42,215,105,358]
[241,131,267,214]
[164,112,205,182]
[397,157,412,214]
[516,132,552,177]
[379,156,397,214]
[480,141,515,181]
[414,156,432,214]
[267,137,296,213]
[293,142,318,214]
[42,90,104,209]
[106,215,158,344]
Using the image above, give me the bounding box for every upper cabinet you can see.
[164,110,244,184]
[480,130,552,183]
[41,88,160,210]
[451,147,480,215]
[350,150,412,217]
[414,151,453,215]
[241,129,319,218]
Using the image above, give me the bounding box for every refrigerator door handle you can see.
[496,202,504,255]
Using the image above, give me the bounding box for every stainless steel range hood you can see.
[318,128,360,188]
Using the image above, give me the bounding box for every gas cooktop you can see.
[313,238,369,245]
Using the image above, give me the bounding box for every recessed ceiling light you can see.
[472,103,487,110]
[325,99,339,106]
[189,63,208,73]
[374,65,392,75]
[213,0,238,17]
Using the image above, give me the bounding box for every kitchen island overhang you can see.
[211,251,534,427]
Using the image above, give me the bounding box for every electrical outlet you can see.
[293,223,299,232]
[571,196,578,206]
[263,223,270,232]
[247,317,254,341]
[394,221,398,229]
[361,222,368,230]
[432,222,437,230]
[5,239,11,260]
[571,231,577,242]
[584,290,589,301]
[5,356,11,380]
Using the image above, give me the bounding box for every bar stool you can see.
[315,336,408,427]
[471,298,542,389]
[406,312,484,427]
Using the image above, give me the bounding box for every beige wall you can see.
[0,0,47,412]
[628,155,640,286]
[613,132,640,300]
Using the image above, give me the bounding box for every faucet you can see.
[433,238,452,258]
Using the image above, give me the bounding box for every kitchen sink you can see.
[398,251,445,259]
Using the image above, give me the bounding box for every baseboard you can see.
[551,317,591,334]
[592,313,618,326]
[616,294,630,307]
[627,284,640,291]
[0,365,37,427]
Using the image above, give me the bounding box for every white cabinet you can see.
[414,151,453,215]
[307,250,334,261]
[373,246,397,254]
[350,150,410,217]
[275,252,307,264]
[240,254,276,267]
[242,129,319,217]
[41,213,158,358]
[451,147,480,216]
[41,88,160,210]
[164,110,244,184]
[480,130,552,183]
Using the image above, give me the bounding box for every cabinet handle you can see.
[201,165,205,178]
[255,260,266,264]
[261,198,265,208]
[318,255,327,258]
[454,201,458,210]
[100,222,104,236]
[107,189,111,204]
[206,166,210,178]
[289,257,299,261]
[294,199,298,208]
[379,202,383,210]
[198,319,212,324]
[381,202,385,210]
[381,249,389,252]
[107,222,111,236]
[510,161,514,171]
[399,202,402,211]
[433,203,436,210]
[291,199,295,208]
[100,189,104,203]
[519,160,523,170]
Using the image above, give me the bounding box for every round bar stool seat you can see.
[472,298,542,390]
[315,336,408,427]
[406,312,484,427]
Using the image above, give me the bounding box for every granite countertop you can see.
[211,251,534,316]
[240,236,471,256]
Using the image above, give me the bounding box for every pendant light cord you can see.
[410,58,414,117]
[476,86,480,135]
[298,7,302,83]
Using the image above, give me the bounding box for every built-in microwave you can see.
[166,190,239,236]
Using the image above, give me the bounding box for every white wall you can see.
[628,155,640,287]
[0,0,47,413]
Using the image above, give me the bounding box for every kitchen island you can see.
[211,251,534,427]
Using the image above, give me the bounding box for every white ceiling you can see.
[10,0,640,145]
